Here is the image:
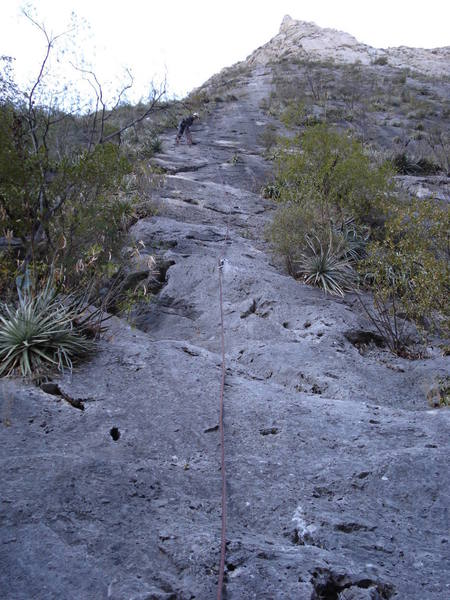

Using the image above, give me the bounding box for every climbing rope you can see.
[216,184,231,600]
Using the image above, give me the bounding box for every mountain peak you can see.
[246,15,450,77]
[280,14,295,32]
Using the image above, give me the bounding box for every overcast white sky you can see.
[1,0,449,105]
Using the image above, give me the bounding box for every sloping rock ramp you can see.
[1,68,449,599]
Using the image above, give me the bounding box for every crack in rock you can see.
[310,568,394,600]
[40,382,87,410]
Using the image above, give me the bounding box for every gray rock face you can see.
[247,15,450,78]
[1,67,449,599]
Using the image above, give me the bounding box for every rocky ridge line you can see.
[246,15,450,77]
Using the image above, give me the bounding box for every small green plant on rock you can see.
[0,279,102,380]
[333,217,370,262]
[139,133,162,158]
[296,233,357,297]
[262,181,282,200]
[426,376,450,408]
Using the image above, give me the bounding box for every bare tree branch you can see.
[101,82,167,143]
[109,68,134,113]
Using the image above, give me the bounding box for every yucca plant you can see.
[296,233,357,297]
[332,217,370,262]
[0,281,100,379]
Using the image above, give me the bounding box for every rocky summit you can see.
[248,15,450,78]
[1,16,449,600]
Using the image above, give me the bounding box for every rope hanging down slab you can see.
[216,200,231,600]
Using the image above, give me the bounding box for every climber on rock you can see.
[175,113,199,145]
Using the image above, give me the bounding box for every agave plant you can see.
[296,233,357,297]
[332,217,370,262]
[0,282,98,379]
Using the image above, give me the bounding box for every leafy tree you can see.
[0,10,166,294]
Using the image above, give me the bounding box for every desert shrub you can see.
[332,217,370,261]
[262,181,282,200]
[281,101,306,128]
[0,14,169,296]
[270,202,365,281]
[139,133,162,158]
[269,124,394,294]
[392,152,441,175]
[270,202,318,271]
[360,198,449,353]
[186,90,210,111]
[259,124,278,154]
[424,131,450,175]
[275,124,394,223]
[120,163,164,227]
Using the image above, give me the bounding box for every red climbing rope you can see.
[216,195,231,600]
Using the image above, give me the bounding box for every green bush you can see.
[0,15,167,297]
[275,124,394,223]
[259,124,278,154]
[139,133,162,158]
[332,217,370,262]
[360,198,449,353]
[268,124,394,295]
[392,152,441,175]
[280,102,306,128]
[269,124,394,286]
[269,202,318,272]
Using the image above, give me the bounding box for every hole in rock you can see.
[344,329,385,349]
[260,427,280,436]
[310,568,394,600]
[110,427,121,441]
[156,260,176,289]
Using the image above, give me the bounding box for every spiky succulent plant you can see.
[0,284,97,379]
[296,233,357,297]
